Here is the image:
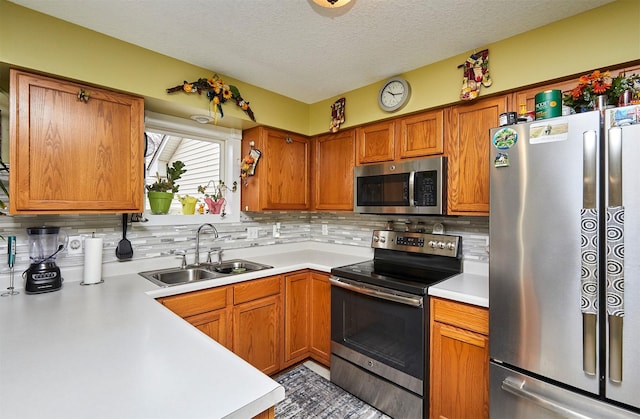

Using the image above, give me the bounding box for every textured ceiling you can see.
[9,0,613,103]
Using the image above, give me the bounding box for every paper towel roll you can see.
[83,237,103,285]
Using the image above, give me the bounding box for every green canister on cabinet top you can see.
[535,90,562,120]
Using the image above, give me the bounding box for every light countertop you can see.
[0,242,371,419]
[428,260,489,307]
[0,241,486,418]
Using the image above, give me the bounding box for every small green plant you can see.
[197,179,237,201]
[610,73,640,105]
[146,161,186,193]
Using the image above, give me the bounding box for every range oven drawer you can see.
[331,354,423,419]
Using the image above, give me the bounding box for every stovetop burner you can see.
[331,230,462,295]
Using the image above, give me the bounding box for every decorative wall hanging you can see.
[330,97,346,133]
[458,49,492,101]
[240,141,262,185]
[167,74,256,122]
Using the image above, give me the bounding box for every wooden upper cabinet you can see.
[9,69,144,214]
[396,109,444,159]
[241,126,310,211]
[356,120,395,165]
[312,129,355,211]
[445,95,508,216]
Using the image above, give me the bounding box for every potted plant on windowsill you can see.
[197,180,237,217]
[146,161,186,215]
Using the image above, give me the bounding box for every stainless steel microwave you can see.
[354,157,446,215]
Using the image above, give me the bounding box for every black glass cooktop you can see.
[331,258,458,296]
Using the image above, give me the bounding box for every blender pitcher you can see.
[24,226,67,294]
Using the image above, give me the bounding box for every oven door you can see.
[330,276,425,395]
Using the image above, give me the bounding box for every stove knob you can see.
[373,235,379,242]
[438,241,446,249]
[447,242,456,250]
[428,240,437,248]
[379,236,386,243]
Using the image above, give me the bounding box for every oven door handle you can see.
[329,276,423,307]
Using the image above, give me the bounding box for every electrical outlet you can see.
[247,227,259,239]
[322,224,329,235]
[68,236,83,255]
[273,224,280,238]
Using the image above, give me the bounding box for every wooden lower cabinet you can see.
[429,297,489,419]
[158,287,232,349]
[252,407,274,419]
[233,294,281,375]
[283,270,331,368]
[232,275,283,375]
[309,272,331,365]
[284,271,311,365]
[158,270,331,376]
[186,309,231,350]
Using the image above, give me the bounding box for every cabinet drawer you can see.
[431,297,488,335]
[159,287,228,318]
[234,275,281,305]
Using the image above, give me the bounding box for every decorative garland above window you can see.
[166,74,256,122]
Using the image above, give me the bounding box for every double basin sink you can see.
[139,259,273,287]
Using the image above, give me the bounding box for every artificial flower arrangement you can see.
[167,74,256,122]
[563,70,612,111]
[197,179,238,217]
[563,70,640,111]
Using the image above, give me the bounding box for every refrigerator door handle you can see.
[607,127,624,383]
[583,130,597,209]
[580,130,598,376]
[501,377,593,419]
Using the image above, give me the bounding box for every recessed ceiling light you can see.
[312,0,352,8]
[190,115,214,124]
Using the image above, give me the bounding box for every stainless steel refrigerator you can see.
[489,106,640,418]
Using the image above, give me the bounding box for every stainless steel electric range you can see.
[330,229,462,419]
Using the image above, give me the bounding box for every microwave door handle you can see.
[409,171,416,206]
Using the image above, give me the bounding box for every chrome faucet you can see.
[194,223,219,265]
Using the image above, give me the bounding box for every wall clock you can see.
[378,77,411,112]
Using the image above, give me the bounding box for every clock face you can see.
[378,77,410,112]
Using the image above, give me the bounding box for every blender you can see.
[24,226,67,294]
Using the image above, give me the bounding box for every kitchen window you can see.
[143,111,242,224]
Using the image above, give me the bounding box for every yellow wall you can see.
[2,0,639,136]
[308,0,640,134]
[0,0,309,133]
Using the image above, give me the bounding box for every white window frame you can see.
[141,111,242,225]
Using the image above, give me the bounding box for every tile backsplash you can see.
[0,210,488,276]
